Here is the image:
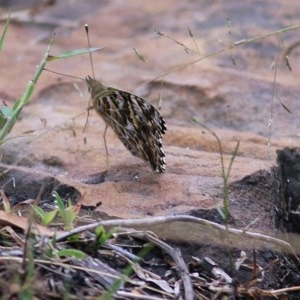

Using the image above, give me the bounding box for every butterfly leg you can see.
[83,107,91,134]
[103,124,109,165]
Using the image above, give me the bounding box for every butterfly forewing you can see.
[86,76,166,172]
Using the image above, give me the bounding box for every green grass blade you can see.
[53,192,75,231]
[31,205,46,220]
[0,12,10,55]
[57,249,86,259]
[0,36,54,141]
[53,191,67,218]
[43,209,58,226]
[47,47,103,61]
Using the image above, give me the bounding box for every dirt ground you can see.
[1,0,300,299]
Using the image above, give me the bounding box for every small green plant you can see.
[32,192,77,230]
[56,248,86,259]
[18,223,35,300]
[95,225,113,245]
[0,14,101,144]
[85,225,115,253]
[53,191,76,231]
[31,205,58,226]
[193,118,239,224]
[0,30,53,141]
[0,14,14,138]
[1,190,11,213]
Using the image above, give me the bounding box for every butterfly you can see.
[47,24,167,172]
[86,76,167,172]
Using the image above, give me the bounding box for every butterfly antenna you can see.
[85,24,96,79]
[44,68,85,81]
[82,24,95,135]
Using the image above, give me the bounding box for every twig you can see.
[54,215,299,265]
[116,291,165,300]
[132,231,194,300]
[209,284,300,297]
[104,242,142,262]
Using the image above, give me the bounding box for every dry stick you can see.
[267,56,277,160]
[0,256,139,285]
[71,256,121,290]
[131,231,194,300]
[20,220,33,284]
[209,285,300,298]
[54,215,300,265]
[116,291,164,300]
[267,285,300,296]
[104,242,142,262]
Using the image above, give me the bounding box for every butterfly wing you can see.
[86,76,166,172]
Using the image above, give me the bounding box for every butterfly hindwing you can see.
[86,76,166,172]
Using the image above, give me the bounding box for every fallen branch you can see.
[54,215,300,266]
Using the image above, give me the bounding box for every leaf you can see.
[66,204,76,223]
[133,48,147,62]
[279,100,292,114]
[43,209,58,226]
[95,225,113,244]
[95,225,106,236]
[146,278,174,293]
[217,207,226,220]
[32,205,46,220]
[154,29,163,36]
[0,115,6,128]
[0,210,64,236]
[53,191,65,209]
[57,249,86,259]
[46,47,103,61]
[1,105,14,119]
[53,192,75,231]
[32,205,57,226]
[1,190,11,213]
[285,55,292,71]
[187,26,194,38]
